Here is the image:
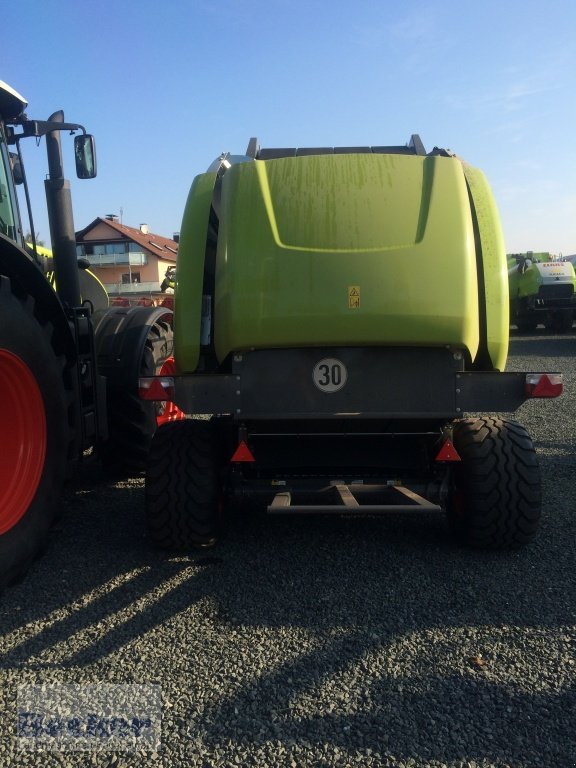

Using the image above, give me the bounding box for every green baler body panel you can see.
[516,266,543,298]
[461,163,508,370]
[174,172,217,372]
[176,152,509,373]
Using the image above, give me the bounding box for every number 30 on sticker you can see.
[312,358,348,393]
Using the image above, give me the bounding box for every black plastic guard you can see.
[93,305,173,388]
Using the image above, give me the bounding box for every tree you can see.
[24,232,46,247]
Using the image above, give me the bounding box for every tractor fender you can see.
[93,304,174,389]
[0,234,75,362]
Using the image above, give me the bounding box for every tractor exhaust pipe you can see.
[44,110,81,311]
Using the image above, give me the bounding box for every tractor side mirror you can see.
[74,134,97,179]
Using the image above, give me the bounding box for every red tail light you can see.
[525,373,563,398]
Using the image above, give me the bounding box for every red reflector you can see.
[138,377,175,401]
[525,373,563,398]
[230,440,255,463]
[435,439,461,462]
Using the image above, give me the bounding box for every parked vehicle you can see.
[508,251,576,332]
[140,137,563,550]
[0,80,181,588]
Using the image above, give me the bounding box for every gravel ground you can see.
[1,329,575,768]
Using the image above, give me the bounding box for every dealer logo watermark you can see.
[17,684,161,751]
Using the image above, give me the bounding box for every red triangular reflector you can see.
[230,440,255,463]
[139,377,174,401]
[435,439,461,462]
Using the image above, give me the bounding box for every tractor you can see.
[0,79,181,588]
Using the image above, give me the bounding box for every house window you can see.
[77,242,148,267]
[122,272,141,284]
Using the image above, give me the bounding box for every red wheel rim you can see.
[0,349,46,534]
[156,357,185,426]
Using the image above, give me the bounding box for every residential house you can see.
[76,215,178,295]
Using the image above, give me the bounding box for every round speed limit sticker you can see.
[312,358,348,393]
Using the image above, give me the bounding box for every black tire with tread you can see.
[515,317,538,333]
[145,419,221,548]
[545,309,573,334]
[102,318,174,473]
[0,276,72,588]
[448,417,541,549]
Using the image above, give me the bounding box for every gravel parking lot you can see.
[1,330,575,768]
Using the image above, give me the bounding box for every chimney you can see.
[140,223,149,235]
[173,232,180,243]
[106,214,119,222]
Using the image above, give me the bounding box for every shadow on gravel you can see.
[1,456,575,767]
[537,439,576,464]
[196,641,576,766]
[508,329,576,358]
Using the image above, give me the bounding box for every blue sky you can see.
[3,0,575,254]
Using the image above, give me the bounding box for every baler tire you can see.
[448,417,541,549]
[545,309,573,334]
[515,317,538,333]
[102,317,182,473]
[0,277,71,588]
[145,419,220,549]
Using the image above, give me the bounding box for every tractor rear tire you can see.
[146,419,221,549]
[0,277,72,588]
[448,417,541,549]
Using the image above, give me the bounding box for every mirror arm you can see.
[11,118,87,140]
